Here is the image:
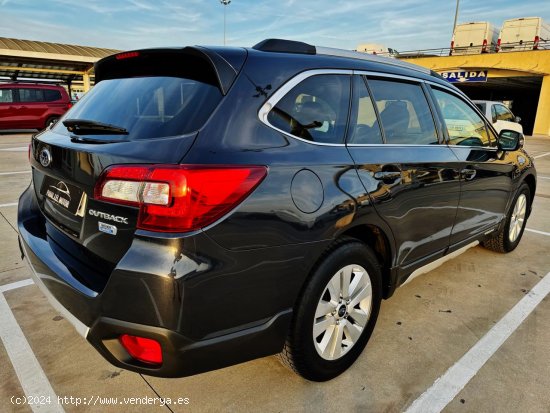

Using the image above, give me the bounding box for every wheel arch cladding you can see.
[523,174,536,216]
[339,225,393,297]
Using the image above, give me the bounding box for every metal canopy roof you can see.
[0,37,120,86]
[0,37,119,59]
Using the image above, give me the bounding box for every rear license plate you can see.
[40,175,84,215]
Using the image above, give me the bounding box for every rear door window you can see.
[367,78,438,145]
[431,88,492,147]
[0,89,14,103]
[267,74,351,144]
[19,88,45,102]
[56,76,222,140]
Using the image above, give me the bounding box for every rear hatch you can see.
[30,47,247,291]
[500,18,540,50]
[453,23,488,53]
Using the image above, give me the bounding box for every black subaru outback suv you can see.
[18,39,536,381]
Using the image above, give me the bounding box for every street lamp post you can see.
[220,0,231,46]
[452,0,460,37]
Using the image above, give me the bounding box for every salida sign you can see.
[439,70,488,83]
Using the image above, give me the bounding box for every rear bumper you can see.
[18,185,324,377]
[87,311,291,377]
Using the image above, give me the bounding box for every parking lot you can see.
[0,132,549,412]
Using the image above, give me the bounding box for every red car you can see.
[0,83,72,130]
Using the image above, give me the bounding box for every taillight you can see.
[482,39,488,52]
[496,38,501,52]
[94,164,267,232]
[28,143,32,163]
[67,102,72,109]
[119,334,162,365]
[534,35,540,50]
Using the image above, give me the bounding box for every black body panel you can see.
[18,42,537,378]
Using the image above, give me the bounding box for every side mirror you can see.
[498,129,524,151]
[514,116,522,124]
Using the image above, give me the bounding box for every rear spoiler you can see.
[94,47,247,95]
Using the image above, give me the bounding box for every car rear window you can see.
[55,76,222,140]
[44,89,62,101]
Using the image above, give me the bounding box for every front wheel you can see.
[483,183,530,253]
[278,240,382,381]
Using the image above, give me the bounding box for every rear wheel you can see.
[483,183,530,253]
[278,239,382,381]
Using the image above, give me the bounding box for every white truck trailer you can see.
[450,22,499,55]
[497,17,550,52]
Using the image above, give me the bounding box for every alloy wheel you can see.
[312,264,373,360]
[509,194,527,243]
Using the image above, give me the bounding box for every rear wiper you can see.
[62,119,129,135]
[69,136,124,144]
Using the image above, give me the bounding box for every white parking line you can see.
[0,292,65,413]
[534,152,550,159]
[538,176,550,180]
[0,279,34,293]
[0,202,18,208]
[0,170,31,176]
[405,271,550,413]
[525,228,550,237]
[0,147,28,152]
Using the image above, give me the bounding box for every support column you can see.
[533,75,550,137]
[82,72,91,93]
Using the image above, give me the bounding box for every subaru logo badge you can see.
[39,148,52,167]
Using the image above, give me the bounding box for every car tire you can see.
[483,183,530,253]
[44,116,59,129]
[278,238,382,381]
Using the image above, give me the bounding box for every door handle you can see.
[461,168,477,181]
[374,171,401,183]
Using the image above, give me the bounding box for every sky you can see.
[0,0,549,52]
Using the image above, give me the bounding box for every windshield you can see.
[55,76,222,140]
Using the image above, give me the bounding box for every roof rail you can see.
[0,79,63,86]
[252,38,430,75]
[252,39,315,55]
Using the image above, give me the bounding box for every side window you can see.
[491,105,497,123]
[432,88,491,147]
[0,89,14,103]
[267,74,350,144]
[347,76,382,144]
[367,78,438,145]
[44,89,62,102]
[19,89,45,103]
[495,104,514,122]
